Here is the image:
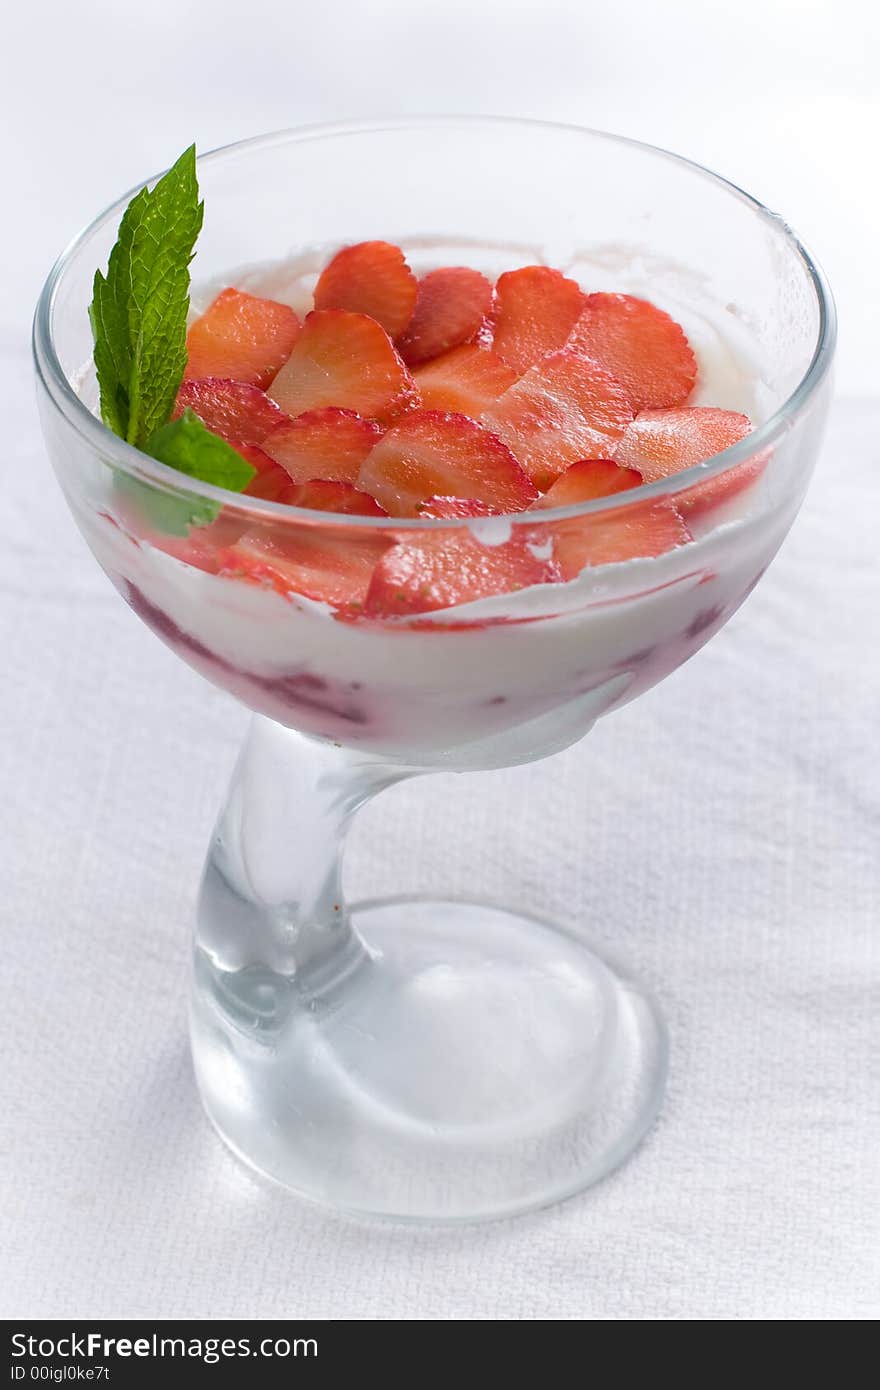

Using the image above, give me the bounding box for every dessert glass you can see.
[33,119,835,1221]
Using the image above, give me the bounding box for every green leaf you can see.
[147,410,256,490]
[115,410,256,537]
[113,473,219,538]
[89,145,203,449]
[121,408,254,535]
[91,146,258,537]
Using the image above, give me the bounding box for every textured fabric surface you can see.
[2,377,878,1318]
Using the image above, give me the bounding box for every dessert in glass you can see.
[33,119,835,1221]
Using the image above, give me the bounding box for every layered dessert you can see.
[77,163,788,766]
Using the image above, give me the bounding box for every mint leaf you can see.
[148,410,256,491]
[89,145,203,448]
[117,410,256,537]
[113,473,219,538]
[91,147,258,537]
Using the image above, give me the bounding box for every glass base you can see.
[192,896,667,1223]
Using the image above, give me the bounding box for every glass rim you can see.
[32,114,837,532]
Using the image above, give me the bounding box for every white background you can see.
[2,0,878,1320]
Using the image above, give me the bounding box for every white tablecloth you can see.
[2,377,877,1319]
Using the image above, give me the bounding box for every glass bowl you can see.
[33,118,835,1222]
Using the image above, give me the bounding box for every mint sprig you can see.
[89,145,256,534]
[90,146,203,448]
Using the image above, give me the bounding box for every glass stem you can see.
[197,716,418,999]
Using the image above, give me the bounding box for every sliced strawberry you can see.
[547,500,692,581]
[262,408,382,485]
[173,378,289,445]
[220,526,389,611]
[614,407,756,515]
[268,310,417,422]
[491,266,585,373]
[364,529,558,617]
[418,496,502,519]
[313,241,417,338]
[357,409,538,518]
[473,305,496,350]
[482,350,634,490]
[533,459,643,510]
[527,451,690,577]
[184,288,300,388]
[567,293,697,412]
[235,443,294,502]
[275,479,388,516]
[397,268,494,365]
[154,520,238,574]
[413,345,517,417]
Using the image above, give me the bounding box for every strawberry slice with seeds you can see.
[397,268,494,365]
[237,443,295,502]
[491,266,585,373]
[414,345,517,417]
[482,350,634,489]
[174,378,289,445]
[614,407,756,515]
[527,456,686,577]
[356,409,539,517]
[221,526,389,611]
[262,408,383,485]
[364,529,558,617]
[532,459,644,510]
[543,500,691,581]
[153,519,242,573]
[184,288,300,388]
[268,310,417,422]
[418,496,502,519]
[313,241,418,338]
[567,293,697,411]
[275,479,388,516]
[472,310,496,350]
[529,457,685,579]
